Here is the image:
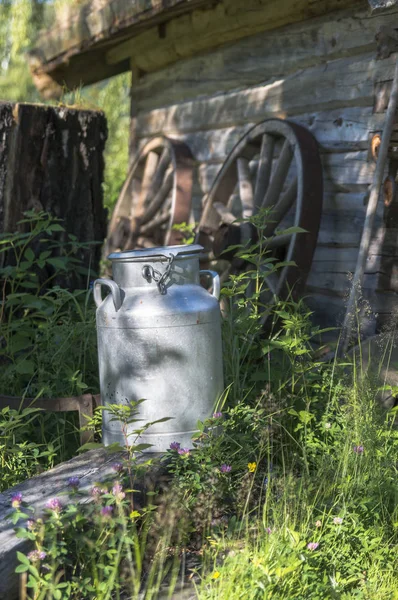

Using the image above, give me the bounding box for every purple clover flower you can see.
[265,527,272,534]
[67,477,80,490]
[353,445,364,454]
[170,442,181,450]
[307,542,319,551]
[213,412,223,419]
[219,464,232,473]
[112,462,124,473]
[112,482,126,502]
[11,492,22,509]
[177,448,190,456]
[101,505,113,518]
[45,498,62,513]
[27,550,47,562]
[333,517,343,525]
[27,520,36,531]
[91,486,107,502]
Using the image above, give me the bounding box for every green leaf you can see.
[17,551,30,566]
[77,442,104,452]
[24,247,35,262]
[46,224,65,232]
[15,564,29,573]
[15,360,35,375]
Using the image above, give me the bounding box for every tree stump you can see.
[0,102,107,288]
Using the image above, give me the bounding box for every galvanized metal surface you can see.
[94,245,223,452]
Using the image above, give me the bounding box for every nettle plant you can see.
[0,210,99,398]
[0,211,100,489]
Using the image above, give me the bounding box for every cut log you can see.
[0,102,107,289]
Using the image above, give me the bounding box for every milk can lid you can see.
[108,244,204,262]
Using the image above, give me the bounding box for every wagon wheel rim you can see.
[196,118,323,324]
[104,136,194,257]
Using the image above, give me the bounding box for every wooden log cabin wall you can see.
[29,0,398,336]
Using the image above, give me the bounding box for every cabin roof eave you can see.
[29,0,211,97]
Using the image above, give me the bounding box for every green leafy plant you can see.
[13,400,185,600]
[0,210,99,398]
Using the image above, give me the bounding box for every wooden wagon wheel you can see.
[104,136,194,257]
[196,119,323,322]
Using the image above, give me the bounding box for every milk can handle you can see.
[93,279,122,311]
[200,270,220,300]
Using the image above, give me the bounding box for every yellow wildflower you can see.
[212,571,221,579]
[130,510,140,520]
[248,462,257,473]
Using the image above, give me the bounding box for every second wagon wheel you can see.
[104,136,194,257]
[196,119,323,324]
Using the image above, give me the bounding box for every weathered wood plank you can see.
[134,5,397,109]
[108,0,364,73]
[135,52,395,135]
[138,108,384,162]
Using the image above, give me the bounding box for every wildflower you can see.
[265,527,272,534]
[212,571,221,579]
[248,462,257,473]
[11,492,22,509]
[213,412,223,419]
[45,498,62,513]
[324,422,331,429]
[112,462,124,473]
[101,505,113,518]
[112,482,126,502]
[170,441,181,450]
[333,517,343,525]
[67,477,80,490]
[27,550,46,562]
[219,464,232,473]
[307,542,319,551]
[353,445,364,454]
[315,520,322,528]
[177,448,190,456]
[27,520,36,531]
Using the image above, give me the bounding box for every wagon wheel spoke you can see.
[262,139,294,210]
[263,177,298,237]
[265,232,295,249]
[139,167,174,225]
[254,133,275,213]
[237,157,254,218]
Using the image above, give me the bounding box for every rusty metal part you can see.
[371,133,382,160]
[383,175,396,206]
[196,118,323,324]
[104,136,194,258]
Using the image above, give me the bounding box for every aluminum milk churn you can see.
[94,244,224,452]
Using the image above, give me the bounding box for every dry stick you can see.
[340,55,398,354]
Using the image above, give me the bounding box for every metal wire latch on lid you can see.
[141,253,175,294]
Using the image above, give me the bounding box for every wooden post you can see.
[0,102,107,288]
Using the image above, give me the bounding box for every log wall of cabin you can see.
[129,1,398,336]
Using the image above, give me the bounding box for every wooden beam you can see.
[0,394,100,446]
[106,0,364,74]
